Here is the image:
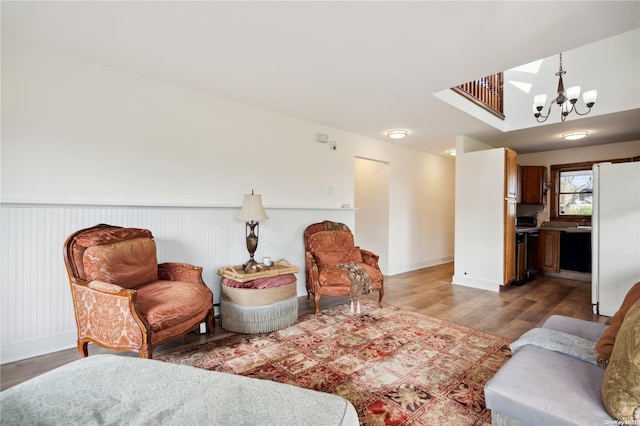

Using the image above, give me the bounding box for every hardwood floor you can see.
[0,262,606,391]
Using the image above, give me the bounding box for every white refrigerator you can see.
[592,161,640,316]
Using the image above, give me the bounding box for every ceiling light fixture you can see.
[533,53,597,123]
[387,130,408,140]
[562,131,589,141]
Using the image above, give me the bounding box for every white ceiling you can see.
[2,1,640,157]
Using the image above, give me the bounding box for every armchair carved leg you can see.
[139,346,152,359]
[314,293,321,317]
[78,340,89,358]
[206,309,215,335]
[378,288,384,307]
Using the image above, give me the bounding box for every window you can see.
[558,169,593,216]
[550,157,633,221]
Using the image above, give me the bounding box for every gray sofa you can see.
[485,315,612,425]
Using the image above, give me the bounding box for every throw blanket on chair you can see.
[337,263,372,315]
[510,328,598,365]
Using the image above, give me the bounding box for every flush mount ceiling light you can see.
[533,53,597,123]
[387,130,408,140]
[562,131,589,141]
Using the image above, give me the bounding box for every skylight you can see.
[508,81,532,94]
[509,59,543,74]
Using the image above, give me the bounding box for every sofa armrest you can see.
[360,249,380,269]
[543,315,609,342]
[88,280,126,294]
[158,262,205,284]
[71,282,146,346]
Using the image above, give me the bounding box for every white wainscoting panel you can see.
[0,202,354,364]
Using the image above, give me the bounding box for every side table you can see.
[217,259,299,334]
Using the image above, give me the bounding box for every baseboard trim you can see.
[1,332,77,365]
[451,275,501,292]
[540,270,592,282]
[388,256,454,276]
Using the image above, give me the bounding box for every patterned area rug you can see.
[157,300,511,425]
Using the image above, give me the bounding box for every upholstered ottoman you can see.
[220,274,298,334]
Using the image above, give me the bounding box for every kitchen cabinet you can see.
[521,166,546,204]
[539,230,560,272]
[529,232,539,272]
[506,149,518,200]
[560,232,591,273]
[504,148,517,284]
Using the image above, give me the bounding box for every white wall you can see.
[0,40,455,362]
[354,157,390,274]
[453,137,506,291]
[387,147,456,274]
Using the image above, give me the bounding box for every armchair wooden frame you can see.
[304,221,384,316]
[63,224,215,359]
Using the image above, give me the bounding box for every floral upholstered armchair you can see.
[63,224,214,358]
[304,221,384,316]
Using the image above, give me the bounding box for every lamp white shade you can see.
[237,193,269,221]
[583,90,597,105]
[566,86,581,101]
[533,94,547,108]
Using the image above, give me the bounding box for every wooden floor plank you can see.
[0,262,607,391]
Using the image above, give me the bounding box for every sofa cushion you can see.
[602,299,640,422]
[83,237,158,289]
[308,230,355,255]
[70,227,153,281]
[596,281,640,367]
[135,280,212,331]
[485,345,613,425]
[314,247,363,267]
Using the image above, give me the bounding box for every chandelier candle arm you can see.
[532,53,596,123]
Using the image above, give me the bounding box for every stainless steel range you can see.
[515,216,539,285]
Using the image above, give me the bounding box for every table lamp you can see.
[237,190,269,269]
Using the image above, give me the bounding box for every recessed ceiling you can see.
[2,1,639,157]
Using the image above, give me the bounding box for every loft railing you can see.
[452,72,504,119]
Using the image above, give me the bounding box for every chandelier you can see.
[533,53,597,123]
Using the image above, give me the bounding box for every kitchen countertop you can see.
[515,223,593,233]
[564,226,592,233]
[515,227,539,233]
[539,222,592,233]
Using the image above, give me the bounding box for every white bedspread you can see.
[1,354,358,426]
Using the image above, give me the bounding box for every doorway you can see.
[354,157,390,275]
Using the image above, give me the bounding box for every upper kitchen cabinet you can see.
[506,149,518,200]
[520,166,547,205]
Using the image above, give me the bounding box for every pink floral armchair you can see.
[63,224,214,358]
[304,221,384,316]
